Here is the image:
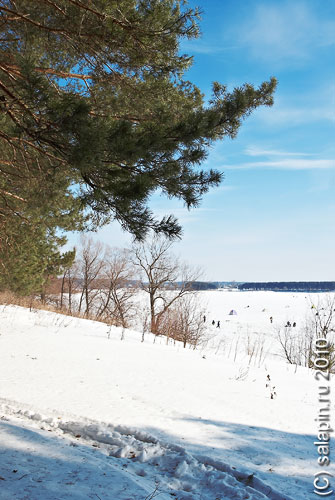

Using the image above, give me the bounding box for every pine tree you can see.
[0,0,277,241]
[0,145,85,294]
[0,217,76,296]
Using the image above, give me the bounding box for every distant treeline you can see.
[237,282,335,292]
[187,281,218,290]
[175,281,335,292]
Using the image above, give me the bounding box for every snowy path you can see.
[1,410,156,500]
[1,401,293,500]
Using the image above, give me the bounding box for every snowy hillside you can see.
[0,291,333,499]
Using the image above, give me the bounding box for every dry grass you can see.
[0,291,115,326]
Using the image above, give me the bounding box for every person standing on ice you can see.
[203,315,206,323]
[217,321,220,328]
[212,320,215,326]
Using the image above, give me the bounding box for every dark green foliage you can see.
[0,0,276,237]
[0,1,277,293]
[0,221,76,296]
[0,170,83,294]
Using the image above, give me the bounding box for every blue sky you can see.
[69,0,335,281]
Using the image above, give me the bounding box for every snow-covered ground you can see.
[0,291,334,499]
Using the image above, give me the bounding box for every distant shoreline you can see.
[188,281,335,292]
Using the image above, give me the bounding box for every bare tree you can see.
[60,258,80,313]
[132,235,201,336]
[77,236,105,317]
[160,294,207,348]
[96,247,138,328]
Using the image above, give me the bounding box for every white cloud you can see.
[244,147,314,157]
[224,158,335,171]
[230,1,335,63]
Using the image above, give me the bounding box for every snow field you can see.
[0,291,334,499]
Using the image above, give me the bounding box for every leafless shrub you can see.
[308,296,335,372]
[276,326,309,366]
[158,294,207,348]
[245,333,268,367]
[277,296,335,372]
[96,247,138,328]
